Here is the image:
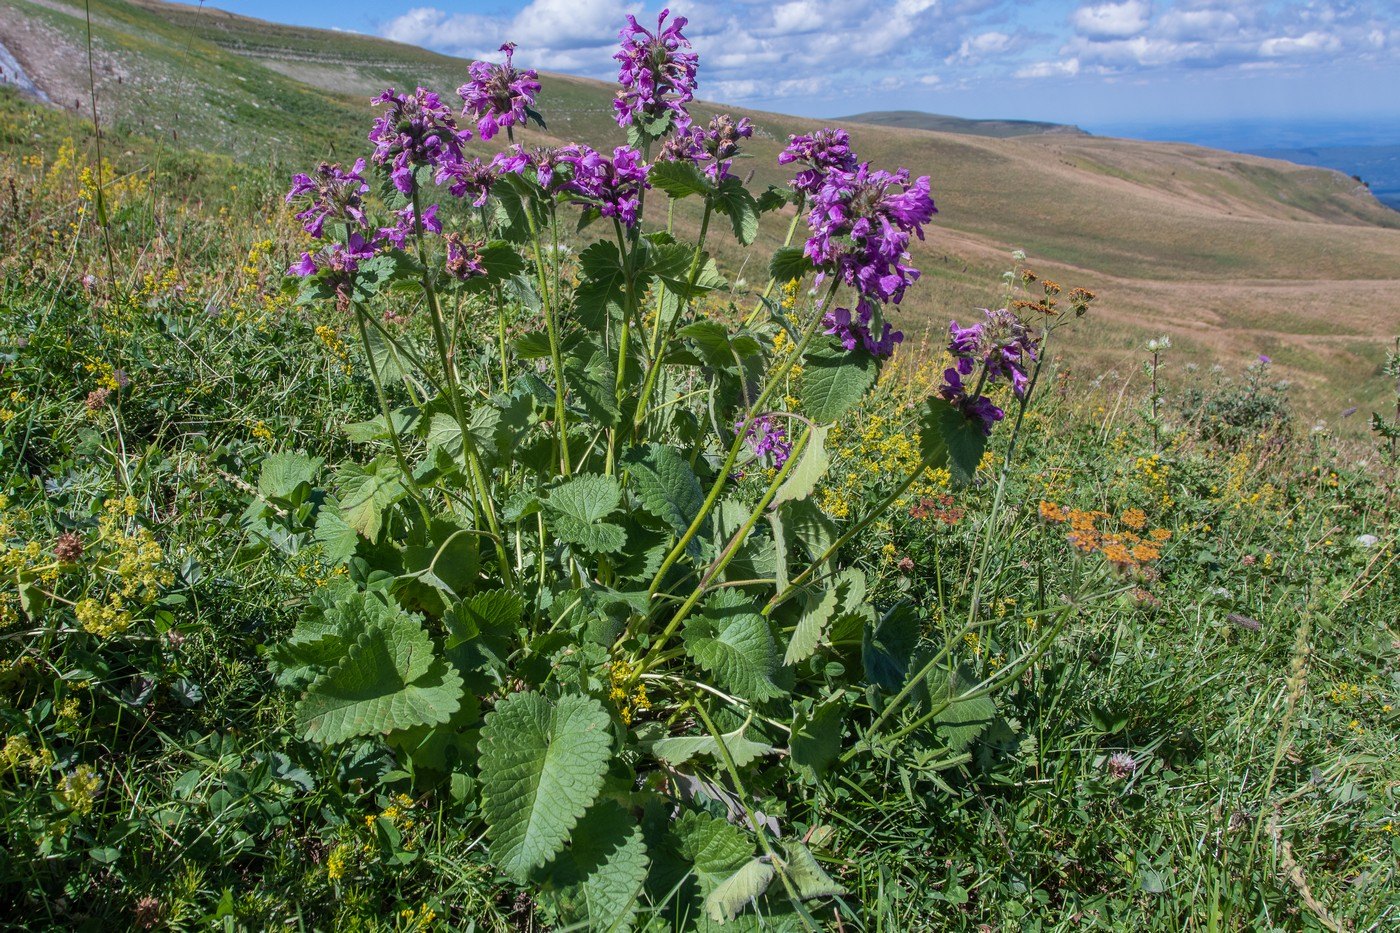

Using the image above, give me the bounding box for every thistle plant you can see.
[270,15,1096,927]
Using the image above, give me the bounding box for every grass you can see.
[0,12,1396,929]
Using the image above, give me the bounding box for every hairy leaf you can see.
[650,160,713,200]
[684,594,784,701]
[479,692,614,880]
[546,473,627,553]
[801,344,878,423]
[706,857,775,922]
[768,246,810,285]
[625,443,706,540]
[546,799,649,932]
[919,395,987,488]
[772,424,829,508]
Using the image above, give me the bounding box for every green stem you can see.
[526,199,570,473]
[742,193,807,328]
[646,280,840,601]
[353,305,432,527]
[634,202,712,434]
[639,424,812,672]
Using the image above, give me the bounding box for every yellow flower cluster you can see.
[58,764,101,817]
[608,660,651,725]
[326,841,354,881]
[398,904,438,930]
[1,734,54,775]
[316,325,353,374]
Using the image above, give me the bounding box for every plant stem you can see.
[525,198,570,473]
[353,305,431,526]
[742,192,806,328]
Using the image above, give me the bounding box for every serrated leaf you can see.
[546,473,628,553]
[801,344,877,423]
[575,241,634,329]
[780,841,845,900]
[313,498,359,563]
[789,695,846,780]
[928,666,997,753]
[675,811,754,890]
[769,246,810,285]
[335,457,405,540]
[297,613,464,744]
[649,720,776,768]
[863,604,919,692]
[712,176,761,245]
[625,443,705,539]
[772,424,829,508]
[479,692,614,880]
[361,316,411,381]
[706,857,775,922]
[258,453,322,502]
[650,243,726,299]
[343,409,417,444]
[650,160,713,200]
[563,339,621,426]
[783,583,838,666]
[919,396,987,488]
[684,596,784,701]
[547,800,649,932]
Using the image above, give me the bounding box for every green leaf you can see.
[772,424,829,508]
[546,800,650,933]
[928,666,997,753]
[769,246,810,285]
[683,594,784,701]
[780,841,845,900]
[343,410,417,444]
[650,243,726,299]
[789,695,847,781]
[361,312,412,382]
[478,692,614,880]
[563,339,621,427]
[313,499,359,563]
[454,241,526,294]
[335,457,405,540]
[624,443,706,539]
[649,719,776,768]
[863,604,919,692]
[706,857,775,923]
[919,396,987,488]
[801,344,878,423]
[297,611,464,745]
[783,583,838,666]
[712,176,761,245]
[650,159,713,200]
[575,241,634,329]
[675,811,754,892]
[546,474,627,553]
[257,453,322,502]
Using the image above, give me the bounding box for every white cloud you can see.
[1015,57,1081,78]
[1259,31,1342,57]
[948,30,1014,64]
[1071,0,1152,41]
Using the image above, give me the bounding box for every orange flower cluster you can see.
[1039,501,1172,571]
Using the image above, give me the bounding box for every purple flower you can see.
[492,144,569,192]
[779,128,857,194]
[660,114,754,181]
[375,203,441,250]
[287,232,378,278]
[1107,752,1137,780]
[284,160,370,238]
[445,233,487,281]
[368,87,472,194]
[938,367,1005,437]
[946,308,1038,399]
[613,8,698,131]
[736,415,792,469]
[558,144,651,228]
[458,42,541,141]
[437,157,497,206]
[823,298,903,360]
[804,163,936,304]
[1257,354,1272,364]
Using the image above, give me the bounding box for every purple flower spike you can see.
[368,87,472,194]
[375,203,441,251]
[285,159,370,238]
[804,162,936,304]
[938,367,1005,437]
[613,8,698,131]
[661,114,754,181]
[779,128,857,194]
[437,157,498,206]
[736,414,792,469]
[458,41,541,141]
[558,144,651,228]
[445,233,487,281]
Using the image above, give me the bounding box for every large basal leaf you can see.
[706,857,776,923]
[257,452,323,503]
[546,473,628,553]
[297,609,463,745]
[479,691,614,880]
[800,344,878,423]
[789,695,847,781]
[783,583,839,666]
[546,799,650,933]
[675,810,755,893]
[862,603,920,692]
[780,841,845,900]
[919,395,988,488]
[563,339,622,427]
[624,443,706,541]
[683,593,784,702]
[927,666,998,753]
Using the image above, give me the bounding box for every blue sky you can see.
[216,1,1400,140]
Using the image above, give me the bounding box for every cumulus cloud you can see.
[1071,0,1152,41]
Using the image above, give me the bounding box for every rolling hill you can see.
[835,110,1087,138]
[3,0,1399,425]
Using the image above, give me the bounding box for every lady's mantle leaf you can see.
[479,692,614,881]
[297,610,463,744]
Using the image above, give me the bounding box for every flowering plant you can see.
[272,14,1092,927]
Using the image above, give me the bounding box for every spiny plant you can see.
[265,11,1097,927]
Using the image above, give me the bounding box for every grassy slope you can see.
[834,109,1087,138]
[4,0,1400,422]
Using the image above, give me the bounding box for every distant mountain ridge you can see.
[834,110,1088,139]
[1247,145,1400,212]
